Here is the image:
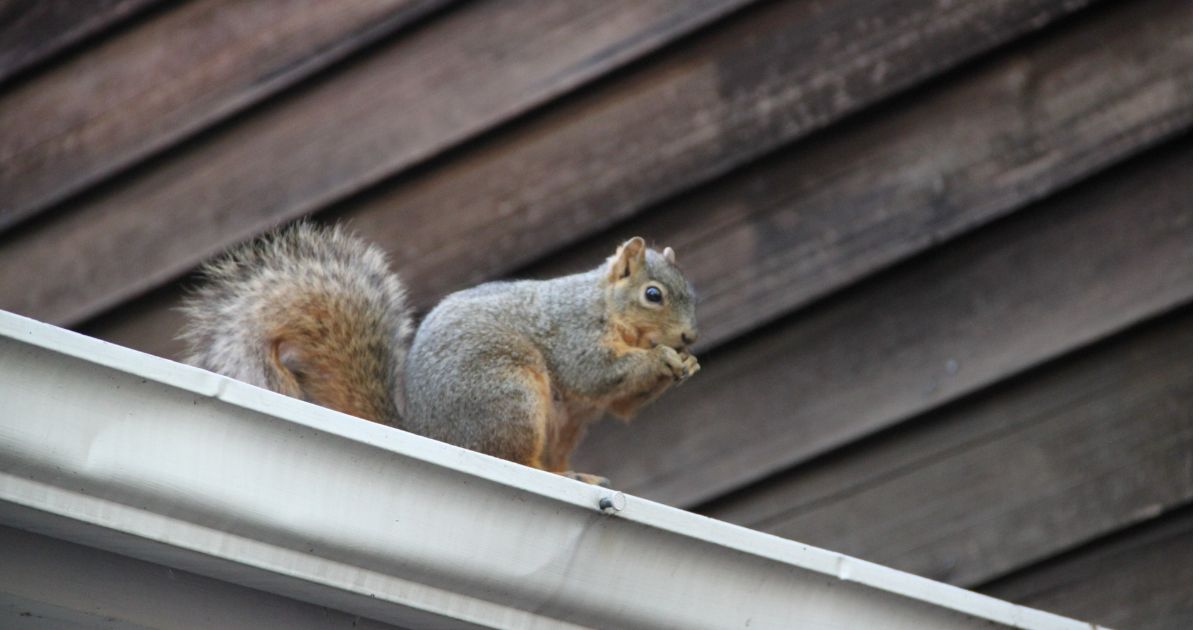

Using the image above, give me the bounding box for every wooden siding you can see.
[980,508,1193,629]
[0,0,163,84]
[1,1,1190,627]
[0,0,453,229]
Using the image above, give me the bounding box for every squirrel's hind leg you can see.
[509,366,610,486]
[451,361,555,472]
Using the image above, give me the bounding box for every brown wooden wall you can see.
[0,0,1190,626]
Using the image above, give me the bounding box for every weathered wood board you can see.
[980,510,1192,630]
[0,0,452,230]
[0,0,759,325]
[703,311,1191,588]
[82,0,1194,365]
[0,0,161,84]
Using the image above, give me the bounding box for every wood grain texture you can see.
[0,0,452,231]
[0,0,161,84]
[1,2,1188,627]
[78,283,193,361]
[572,140,1192,508]
[522,0,1192,355]
[340,0,1098,314]
[79,0,1193,366]
[980,510,1192,630]
[701,311,1191,588]
[0,0,756,326]
[79,0,1192,364]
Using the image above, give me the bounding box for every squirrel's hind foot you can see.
[562,471,611,487]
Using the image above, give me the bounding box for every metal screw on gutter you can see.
[599,492,626,514]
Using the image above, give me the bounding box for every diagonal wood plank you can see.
[79,0,1191,370]
[522,0,1191,355]
[573,139,1192,508]
[341,0,1099,313]
[701,311,1191,588]
[0,0,162,85]
[0,0,758,325]
[979,510,1192,630]
[0,0,453,232]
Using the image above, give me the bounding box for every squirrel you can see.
[180,222,700,485]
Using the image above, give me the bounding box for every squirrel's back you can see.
[179,223,411,424]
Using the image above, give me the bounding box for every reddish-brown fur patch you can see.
[269,294,399,425]
[518,365,552,469]
[544,400,603,473]
[604,317,659,354]
[608,382,669,420]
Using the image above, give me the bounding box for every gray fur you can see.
[403,245,698,461]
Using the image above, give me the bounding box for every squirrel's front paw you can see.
[658,346,700,382]
[679,352,700,381]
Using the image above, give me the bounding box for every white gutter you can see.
[0,310,1103,630]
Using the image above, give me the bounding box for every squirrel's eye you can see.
[644,286,663,303]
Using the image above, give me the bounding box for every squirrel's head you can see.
[603,237,698,352]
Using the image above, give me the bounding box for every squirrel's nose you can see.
[681,332,696,346]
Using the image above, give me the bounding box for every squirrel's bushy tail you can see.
[179,222,411,425]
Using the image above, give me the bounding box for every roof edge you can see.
[0,310,1101,629]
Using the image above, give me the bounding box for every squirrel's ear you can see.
[663,246,676,264]
[607,237,646,281]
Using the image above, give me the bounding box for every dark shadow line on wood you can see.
[695,303,1191,529]
[61,0,1167,345]
[501,0,1130,289]
[0,0,173,91]
[969,501,1192,591]
[0,0,764,240]
[8,0,1115,327]
[679,145,1193,509]
[0,0,465,238]
[310,0,770,220]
